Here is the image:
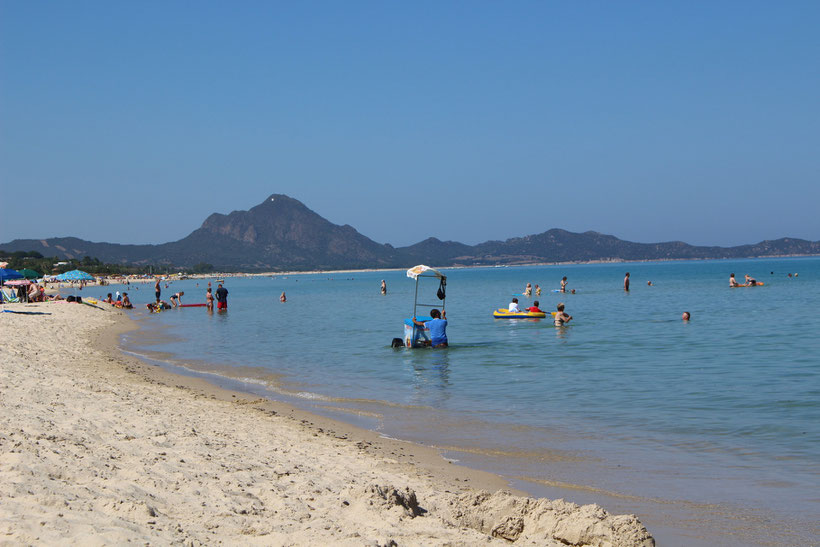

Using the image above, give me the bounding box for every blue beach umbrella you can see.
[56,269,95,282]
[0,268,24,283]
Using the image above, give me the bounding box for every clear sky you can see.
[1,1,818,248]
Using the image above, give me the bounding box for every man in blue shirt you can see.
[412,309,448,348]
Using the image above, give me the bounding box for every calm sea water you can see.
[113,258,820,546]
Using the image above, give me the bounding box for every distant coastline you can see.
[180,252,820,280]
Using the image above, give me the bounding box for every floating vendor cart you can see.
[404,265,446,348]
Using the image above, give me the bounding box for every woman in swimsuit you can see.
[554,303,572,327]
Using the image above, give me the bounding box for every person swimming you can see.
[729,273,739,287]
[524,283,532,297]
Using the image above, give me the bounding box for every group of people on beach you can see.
[103,291,133,308]
[1,282,67,304]
[146,278,228,313]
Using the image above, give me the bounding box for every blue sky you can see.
[1,1,818,248]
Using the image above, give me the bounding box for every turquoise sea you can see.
[111,257,820,546]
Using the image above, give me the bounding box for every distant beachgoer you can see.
[412,308,448,348]
[105,293,113,304]
[744,275,758,286]
[279,291,286,303]
[729,273,739,287]
[527,301,544,313]
[682,311,690,321]
[216,284,228,311]
[624,272,630,292]
[560,277,568,292]
[524,283,532,297]
[647,281,653,286]
[509,297,521,313]
[116,291,121,302]
[381,280,387,295]
[121,293,132,309]
[570,289,576,294]
[206,287,214,311]
[535,284,541,296]
[554,303,572,327]
[155,278,161,303]
[169,291,184,307]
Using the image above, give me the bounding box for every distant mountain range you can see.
[2,194,818,271]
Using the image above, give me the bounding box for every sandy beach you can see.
[0,301,653,545]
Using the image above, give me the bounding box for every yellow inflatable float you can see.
[492,308,550,319]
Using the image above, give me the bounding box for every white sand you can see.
[0,302,653,546]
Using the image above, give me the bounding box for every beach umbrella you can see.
[18,268,41,280]
[0,268,24,283]
[4,279,31,286]
[56,269,95,281]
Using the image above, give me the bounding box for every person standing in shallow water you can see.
[554,303,572,326]
[412,308,448,348]
[380,280,387,295]
[215,283,228,311]
[206,287,214,311]
[624,272,630,292]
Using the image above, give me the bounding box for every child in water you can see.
[524,283,532,297]
[527,300,544,313]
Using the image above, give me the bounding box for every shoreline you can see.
[199,252,820,278]
[0,302,653,545]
